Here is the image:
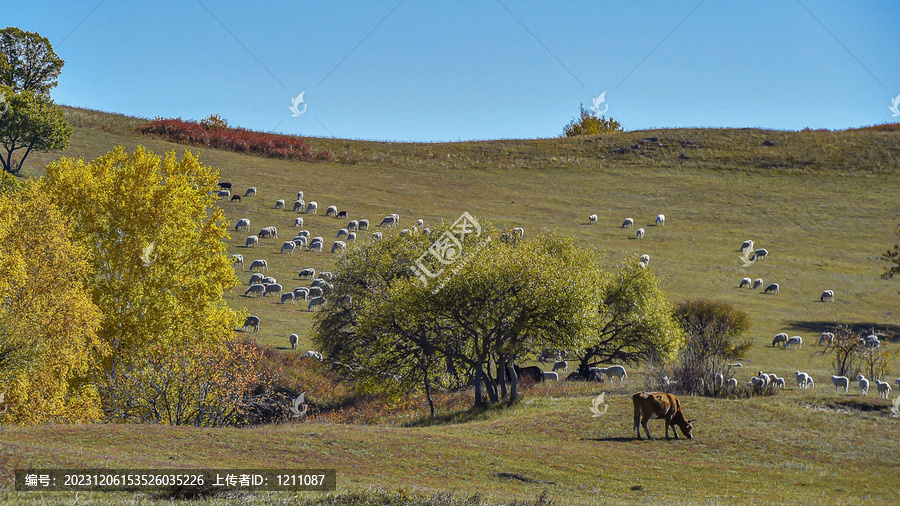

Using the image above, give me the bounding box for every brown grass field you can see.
[2,107,899,504]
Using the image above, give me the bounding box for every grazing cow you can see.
[603,365,628,385]
[306,201,318,215]
[772,333,788,347]
[244,284,266,297]
[784,336,802,349]
[740,240,754,253]
[326,205,338,217]
[655,214,665,226]
[632,391,694,440]
[230,194,242,203]
[249,259,268,272]
[230,254,244,270]
[552,360,568,372]
[280,292,295,304]
[234,218,251,232]
[821,289,834,302]
[636,228,645,239]
[299,268,315,279]
[739,277,752,288]
[244,187,257,197]
[513,364,545,383]
[588,214,598,224]
[218,182,232,190]
[336,210,349,219]
[751,248,768,261]
[764,283,779,294]
[308,296,326,311]
[622,218,634,228]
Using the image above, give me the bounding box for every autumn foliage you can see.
[141,117,333,162]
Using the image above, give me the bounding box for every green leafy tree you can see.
[882,222,900,287]
[563,104,622,137]
[0,86,72,174]
[0,27,65,94]
[572,260,685,378]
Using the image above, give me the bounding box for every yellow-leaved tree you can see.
[44,145,239,358]
[43,146,253,425]
[0,181,106,424]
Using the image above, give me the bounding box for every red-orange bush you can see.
[141,118,333,162]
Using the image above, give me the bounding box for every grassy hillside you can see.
[4,106,900,504]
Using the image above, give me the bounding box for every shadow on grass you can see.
[582,436,634,443]
[402,401,514,428]
[785,321,900,341]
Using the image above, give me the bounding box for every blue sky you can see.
[9,0,900,141]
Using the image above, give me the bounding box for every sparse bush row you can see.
[141,117,334,163]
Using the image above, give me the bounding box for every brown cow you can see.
[632,391,694,440]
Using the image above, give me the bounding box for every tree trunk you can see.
[497,356,508,400]
[423,368,435,418]
[508,363,519,402]
[474,363,485,407]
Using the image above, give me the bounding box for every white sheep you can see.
[302,350,323,360]
[289,333,298,350]
[249,259,269,272]
[864,334,881,349]
[325,205,338,217]
[635,228,645,239]
[739,277,752,288]
[281,241,296,254]
[275,199,286,210]
[772,333,788,347]
[784,335,802,349]
[818,332,834,346]
[512,227,525,238]
[740,240,753,253]
[773,377,786,389]
[337,228,349,238]
[263,283,283,297]
[399,228,413,237]
[347,220,359,231]
[307,286,323,297]
[310,278,327,288]
[230,254,244,269]
[245,235,259,248]
[244,284,266,297]
[308,296,326,311]
[299,268,315,279]
[764,282,779,294]
[244,187,257,197]
[588,214,598,224]
[318,272,334,281]
[749,376,765,389]
[293,287,310,300]
[372,231,383,240]
[331,241,347,253]
[414,219,425,228]
[261,276,277,285]
[622,218,634,228]
[752,278,763,290]
[281,292,295,304]
[831,375,850,394]
[248,272,265,285]
[347,231,357,242]
[358,219,370,230]
[821,289,834,302]
[379,215,398,228]
[726,377,738,389]
[552,360,568,372]
[874,380,892,399]
[751,248,768,261]
[293,216,304,228]
[655,214,665,226]
[639,254,650,265]
[234,218,250,231]
[603,365,627,385]
[217,189,230,199]
[306,201,318,214]
[638,261,647,269]
[291,199,304,212]
[292,237,308,248]
[542,371,559,382]
[794,371,812,390]
[857,375,869,396]
[308,240,324,252]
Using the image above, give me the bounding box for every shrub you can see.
[141,117,333,162]
[563,105,622,137]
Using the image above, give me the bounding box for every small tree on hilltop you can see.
[882,222,900,292]
[563,104,622,137]
[0,28,71,174]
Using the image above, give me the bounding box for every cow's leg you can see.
[641,417,653,440]
[634,410,642,440]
